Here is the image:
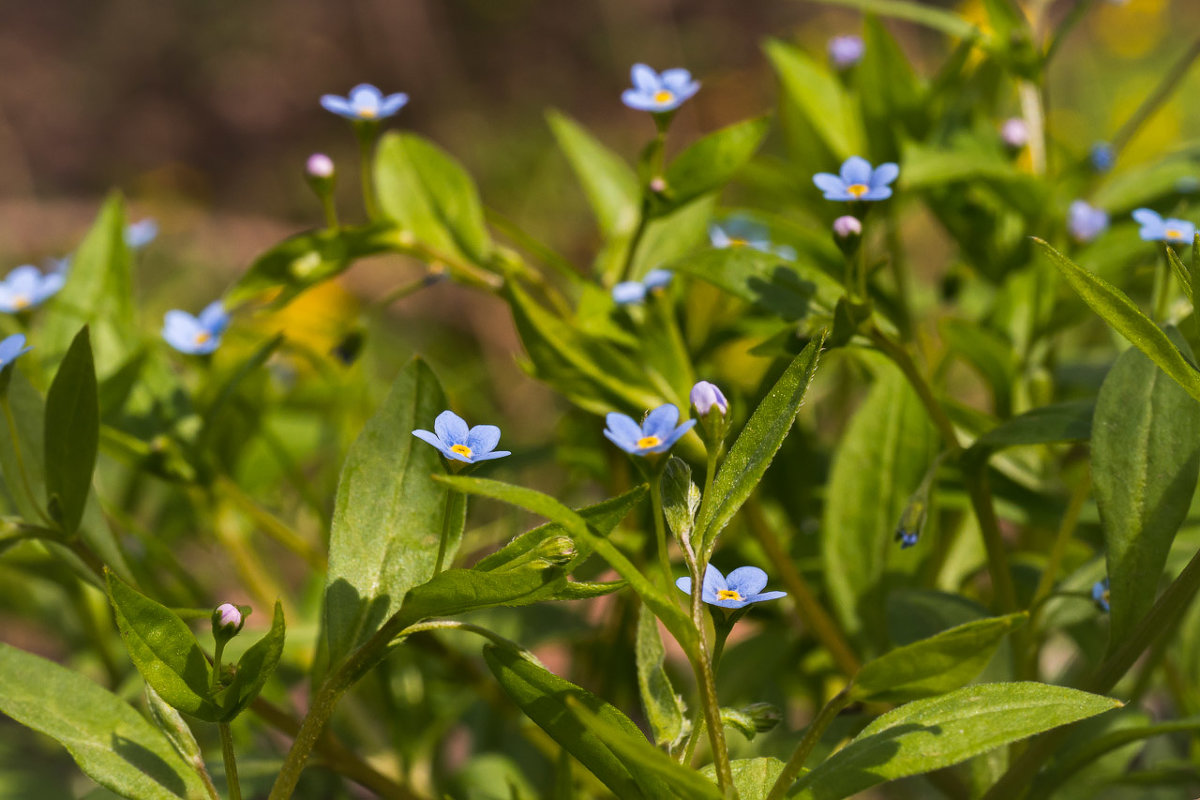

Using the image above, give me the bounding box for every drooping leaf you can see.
[649,117,771,218]
[635,604,687,748]
[788,683,1121,800]
[1093,332,1200,647]
[220,601,285,721]
[0,643,209,799]
[44,326,99,534]
[323,358,462,669]
[850,613,1026,703]
[546,110,639,239]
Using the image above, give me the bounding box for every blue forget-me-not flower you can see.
[604,403,695,456]
[814,157,899,202]
[125,219,158,249]
[0,265,64,313]
[0,334,31,369]
[621,65,699,113]
[321,84,409,121]
[1133,209,1195,244]
[709,218,771,252]
[1092,578,1110,612]
[676,565,787,609]
[162,301,230,355]
[413,410,511,464]
[612,269,672,305]
[1068,201,1109,243]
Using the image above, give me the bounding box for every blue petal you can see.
[198,301,229,334]
[863,186,893,201]
[320,95,355,117]
[709,225,732,248]
[33,272,64,303]
[412,428,450,455]
[839,156,873,186]
[125,219,158,248]
[621,90,658,111]
[472,449,511,462]
[349,84,383,109]
[604,412,642,446]
[657,418,696,450]
[162,311,205,353]
[813,173,845,195]
[748,590,787,603]
[701,564,727,601]
[660,68,693,91]
[643,269,672,289]
[0,333,29,364]
[603,427,638,454]
[642,404,680,438]
[725,566,768,596]
[612,281,647,304]
[380,93,409,117]
[631,64,659,93]
[1132,208,1162,227]
[871,162,900,188]
[710,596,752,609]
[5,265,41,295]
[675,576,693,594]
[467,424,502,455]
[434,410,469,445]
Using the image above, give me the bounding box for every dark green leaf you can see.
[665,246,841,321]
[546,110,639,238]
[701,758,786,800]
[969,400,1093,453]
[44,327,99,534]
[1093,332,1200,647]
[220,601,285,721]
[636,605,687,748]
[649,117,771,218]
[0,643,209,799]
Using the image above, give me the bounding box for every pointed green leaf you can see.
[44,326,99,534]
[790,683,1121,800]
[765,40,864,160]
[649,117,771,218]
[324,358,462,668]
[636,605,687,748]
[0,643,209,799]
[850,613,1026,703]
[546,110,639,238]
[969,400,1093,453]
[106,571,219,721]
[144,684,203,768]
[221,601,284,721]
[1093,332,1200,647]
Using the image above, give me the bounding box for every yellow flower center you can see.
[846,183,870,199]
[717,589,743,601]
[12,295,29,310]
[450,443,474,459]
[653,89,674,104]
[728,238,748,247]
[636,435,661,449]
[358,107,378,119]
[193,332,210,346]
[1166,228,1183,241]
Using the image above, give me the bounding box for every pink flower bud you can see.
[691,381,728,416]
[1000,118,1029,148]
[649,176,667,194]
[306,153,335,178]
[833,216,862,238]
[215,603,242,630]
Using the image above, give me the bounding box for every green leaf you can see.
[144,684,203,767]
[765,40,865,161]
[220,601,285,721]
[546,110,639,238]
[649,117,771,218]
[969,400,1093,453]
[636,604,687,748]
[375,132,493,265]
[821,364,939,643]
[700,758,787,800]
[660,457,700,546]
[807,0,980,40]
[1039,238,1200,403]
[696,334,825,556]
[226,223,401,306]
[1093,332,1200,647]
[0,643,209,799]
[482,645,669,800]
[43,193,139,378]
[106,571,219,722]
[850,613,1026,703]
[44,327,99,534]
[666,247,841,321]
[858,15,926,155]
[790,683,1122,800]
[323,358,462,668]
[1165,243,1193,303]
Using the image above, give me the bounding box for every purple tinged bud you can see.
[833,216,862,238]
[691,381,728,416]
[215,603,242,630]
[306,153,335,178]
[828,35,865,69]
[649,176,667,194]
[1000,118,1029,148]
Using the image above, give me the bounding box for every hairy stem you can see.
[218,723,242,800]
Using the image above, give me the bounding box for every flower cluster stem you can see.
[355,123,380,220]
[219,723,242,800]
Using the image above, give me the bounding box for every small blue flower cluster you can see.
[677,565,787,609]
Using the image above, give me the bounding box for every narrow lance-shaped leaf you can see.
[636,605,688,748]
[44,326,99,534]
[764,40,865,160]
[649,116,771,218]
[220,601,285,721]
[1093,329,1200,647]
[0,643,209,800]
[546,110,639,239]
[788,683,1121,800]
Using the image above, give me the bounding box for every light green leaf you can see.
[106,571,219,722]
[44,326,99,535]
[649,117,771,218]
[636,604,687,748]
[1165,243,1192,303]
[220,601,284,721]
[323,358,462,668]
[701,758,787,800]
[628,194,716,281]
[790,683,1121,800]
[0,643,209,799]
[1039,238,1200,403]
[144,684,203,767]
[821,363,938,644]
[858,15,926,155]
[660,457,700,546]
[850,613,1026,703]
[764,40,864,161]
[546,110,639,238]
[375,132,493,265]
[1093,331,1200,647]
[969,400,1093,453]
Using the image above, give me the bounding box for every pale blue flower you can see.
[321,84,409,121]
[604,404,695,456]
[827,35,865,69]
[814,157,899,202]
[162,301,229,355]
[1092,578,1110,612]
[0,265,64,313]
[690,381,728,416]
[676,565,786,610]
[412,410,511,464]
[709,218,771,252]
[1133,209,1194,244]
[1068,201,1108,243]
[125,219,158,249]
[0,334,31,368]
[621,65,699,113]
[612,269,672,305]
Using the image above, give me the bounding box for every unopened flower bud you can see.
[306,153,335,179]
[536,535,577,566]
[833,216,862,239]
[649,176,667,194]
[212,603,245,639]
[1000,118,1029,149]
[742,702,783,733]
[690,381,728,416]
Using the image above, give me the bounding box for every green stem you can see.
[355,122,380,220]
[1045,0,1098,63]
[962,459,1019,615]
[433,490,459,575]
[321,193,340,231]
[1028,471,1090,622]
[1152,248,1172,322]
[765,690,852,800]
[869,328,962,453]
[648,479,673,589]
[218,723,242,800]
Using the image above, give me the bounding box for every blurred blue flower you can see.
[709,218,771,252]
[612,269,672,305]
[895,527,919,549]
[162,300,229,355]
[676,565,786,610]
[814,157,899,202]
[321,84,409,121]
[1068,201,1109,243]
[604,404,695,456]
[1090,142,1114,173]
[827,35,865,69]
[621,64,699,112]
[125,219,158,249]
[1133,209,1195,244]
[1092,578,1110,613]
[0,265,64,313]
[0,334,31,368]
[412,410,511,464]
